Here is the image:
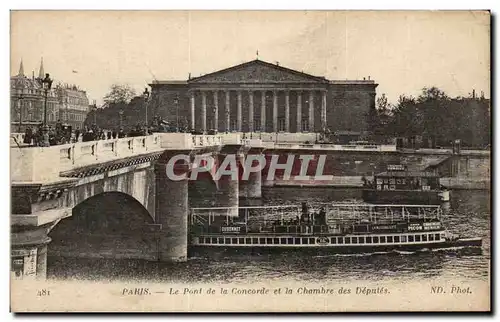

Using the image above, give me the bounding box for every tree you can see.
[103,84,136,106]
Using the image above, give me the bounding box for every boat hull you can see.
[188,238,482,256]
[362,189,449,204]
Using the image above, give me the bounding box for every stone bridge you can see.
[10,131,489,281]
[10,132,265,280]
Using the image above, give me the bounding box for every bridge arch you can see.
[48,192,157,261]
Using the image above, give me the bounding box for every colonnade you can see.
[190,89,327,133]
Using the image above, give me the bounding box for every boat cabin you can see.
[369,165,441,191]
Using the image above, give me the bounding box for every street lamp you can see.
[16,91,25,133]
[143,87,150,134]
[119,109,124,129]
[92,100,97,126]
[41,73,53,147]
[174,95,179,132]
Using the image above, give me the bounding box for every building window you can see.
[278,118,286,132]
[231,119,237,131]
[301,119,309,132]
[254,118,261,131]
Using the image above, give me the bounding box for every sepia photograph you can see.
[8,9,491,312]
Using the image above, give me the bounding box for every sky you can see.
[10,10,490,105]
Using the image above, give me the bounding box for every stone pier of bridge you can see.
[10,132,264,280]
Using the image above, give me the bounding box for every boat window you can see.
[206,237,212,244]
[408,235,414,242]
[358,236,365,243]
[394,236,400,243]
[232,238,238,244]
[198,238,203,244]
[365,236,372,243]
[238,238,244,244]
[422,234,428,242]
[211,237,217,244]
[373,236,379,243]
[302,238,310,244]
[330,237,336,244]
[274,238,280,244]
[287,238,294,245]
[387,236,393,243]
[351,237,358,244]
[252,237,259,244]
[379,236,385,243]
[435,233,441,240]
[309,238,316,244]
[428,234,434,241]
[259,238,266,244]
[415,235,421,242]
[294,238,301,245]
[267,238,273,244]
[345,237,351,244]
[401,236,407,242]
[245,237,251,244]
[337,237,344,244]
[225,238,231,244]
[280,237,287,244]
[218,237,224,244]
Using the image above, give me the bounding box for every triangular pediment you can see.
[189,60,328,84]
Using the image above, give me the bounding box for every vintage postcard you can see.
[9,10,490,312]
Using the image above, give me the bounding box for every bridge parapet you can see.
[11,133,164,182]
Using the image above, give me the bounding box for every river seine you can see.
[47,189,490,284]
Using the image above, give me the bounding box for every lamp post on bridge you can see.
[119,109,124,130]
[174,95,179,132]
[16,91,25,133]
[92,100,97,126]
[143,87,150,135]
[41,73,53,147]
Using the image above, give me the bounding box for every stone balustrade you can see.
[10,132,254,183]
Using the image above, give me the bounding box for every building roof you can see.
[188,59,329,84]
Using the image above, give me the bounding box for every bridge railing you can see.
[11,134,164,182]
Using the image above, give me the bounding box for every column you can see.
[309,91,314,132]
[248,91,254,132]
[297,91,302,132]
[213,91,219,131]
[260,91,266,132]
[216,145,242,217]
[321,91,327,131]
[155,150,191,262]
[237,91,242,131]
[285,91,290,132]
[225,90,230,132]
[190,91,195,130]
[201,91,207,132]
[273,90,278,132]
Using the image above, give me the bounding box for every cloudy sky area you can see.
[11,11,490,105]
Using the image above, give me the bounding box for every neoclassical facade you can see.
[150,59,378,134]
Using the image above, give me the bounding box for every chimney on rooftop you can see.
[368,76,371,80]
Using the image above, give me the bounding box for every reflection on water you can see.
[48,189,490,283]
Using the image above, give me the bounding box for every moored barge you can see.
[188,203,481,254]
[362,165,450,204]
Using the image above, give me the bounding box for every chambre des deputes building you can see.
[10,59,90,132]
[149,59,378,136]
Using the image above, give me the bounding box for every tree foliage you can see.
[372,87,490,147]
[103,84,137,106]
